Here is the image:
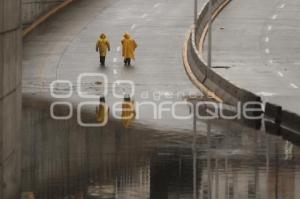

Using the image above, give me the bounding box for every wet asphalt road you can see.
[20,1,300,198]
[203,0,300,113]
[22,0,205,131]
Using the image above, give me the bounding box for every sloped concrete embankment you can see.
[22,0,74,36]
[183,0,300,145]
[22,0,71,28]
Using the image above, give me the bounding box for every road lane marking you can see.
[272,14,278,20]
[256,92,276,97]
[113,69,117,75]
[268,25,272,31]
[131,24,136,30]
[113,58,118,63]
[265,49,270,54]
[277,71,284,77]
[153,3,161,8]
[141,13,148,18]
[290,83,298,89]
[117,46,121,52]
[279,4,285,9]
[265,37,269,42]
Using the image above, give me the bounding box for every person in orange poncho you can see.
[121,33,138,66]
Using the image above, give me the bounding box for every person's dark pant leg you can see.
[124,58,131,66]
[100,56,105,65]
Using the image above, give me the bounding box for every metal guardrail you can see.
[185,0,262,129]
[265,103,300,145]
[185,0,300,140]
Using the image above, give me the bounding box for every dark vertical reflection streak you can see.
[21,106,300,199]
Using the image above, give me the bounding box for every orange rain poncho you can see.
[121,33,138,60]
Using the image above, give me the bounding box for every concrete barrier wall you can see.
[189,0,261,106]
[0,0,67,197]
[185,0,300,144]
[0,0,22,198]
[185,0,263,130]
[22,0,64,28]
[265,102,300,145]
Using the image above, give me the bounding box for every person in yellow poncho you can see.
[122,95,136,128]
[121,33,138,66]
[96,33,110,66]
[96,96,109,125]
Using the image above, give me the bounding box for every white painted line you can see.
[268,25,272,31]
[113,58,118,63]
[164,92,172,97]
[265,37,269,42]
[131,24,136,30]
[153,3,161,8]
[265,48,270,54]
[279,4,285,9]
[113,69,117,75]
[116,46,121,52]
[290,83,298,89]
[277,71,284,77]
[272,14,278,20]
[141,13,148,18]
[256,92,275,97]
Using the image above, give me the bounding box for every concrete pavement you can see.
[203,0,300,113]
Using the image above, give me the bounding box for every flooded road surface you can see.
[21,107,300,199]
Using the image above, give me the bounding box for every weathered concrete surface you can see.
[22,0,63,28]
[0,0,22,198]
[203,0,300,114]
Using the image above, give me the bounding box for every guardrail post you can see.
[194,0,198,25]
[207,0,213,68]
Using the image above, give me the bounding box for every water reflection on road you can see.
[22,107,300,199]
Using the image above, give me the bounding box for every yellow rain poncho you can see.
[121,33,138,59]
[96,34,110,56]
[96,103,109,125]
[121,100,136,128]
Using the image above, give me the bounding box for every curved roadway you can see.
[203,0,300,113]
[22,0,204,131]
